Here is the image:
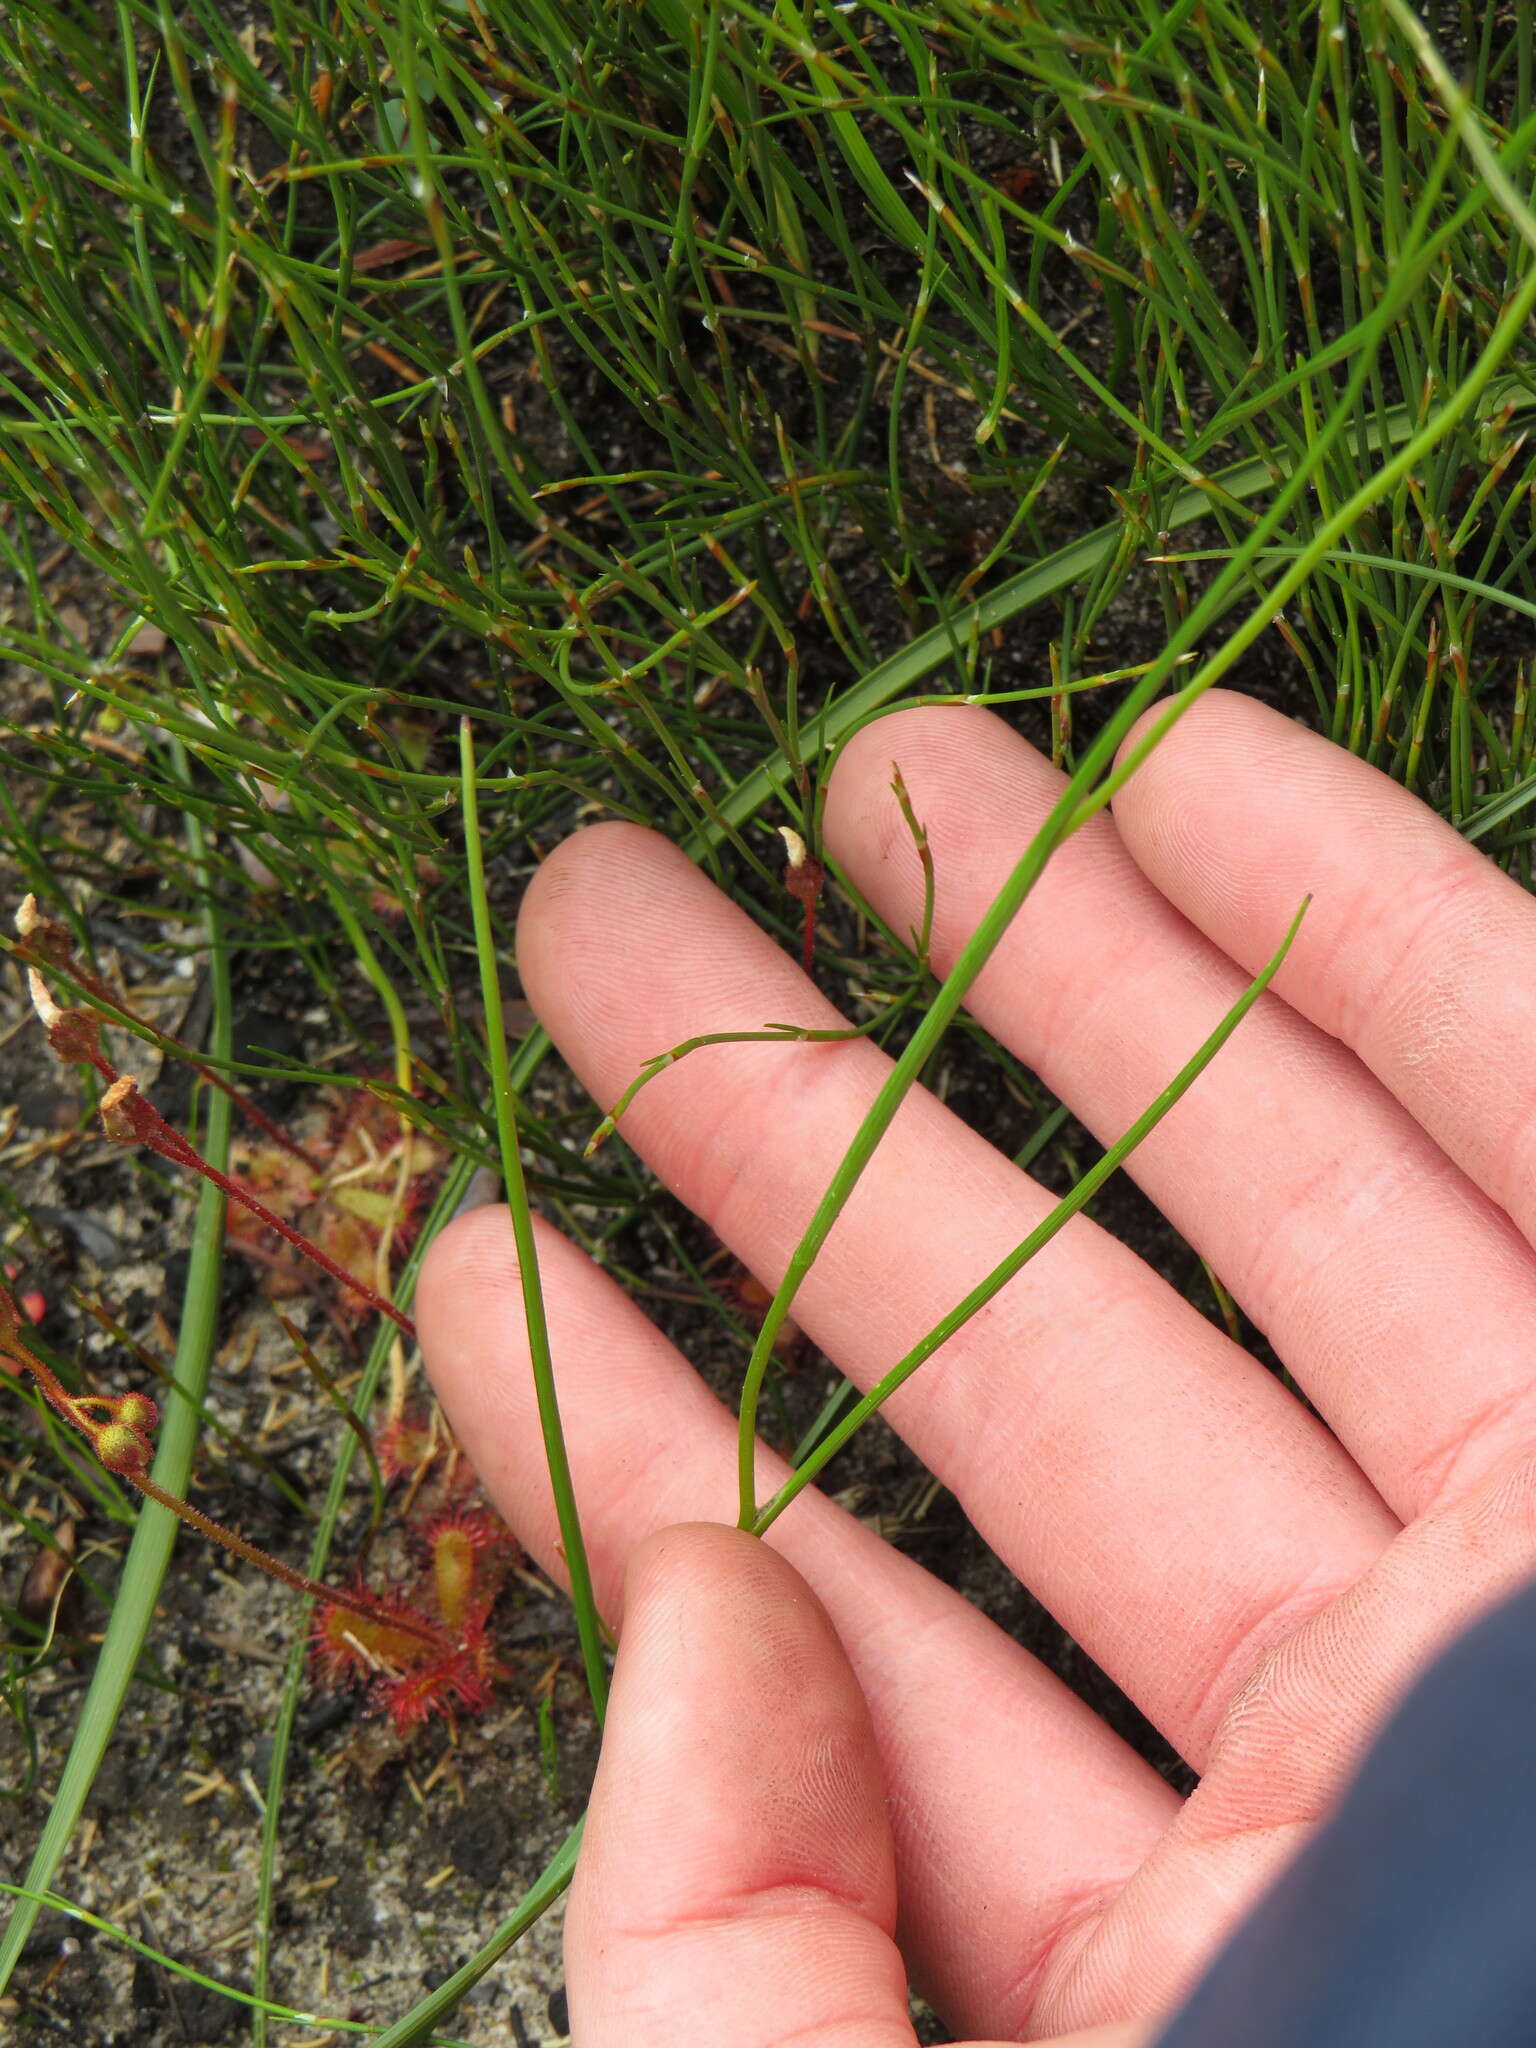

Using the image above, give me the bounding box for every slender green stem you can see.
[458,718,608,1723]
[889,763,934,969]
[329,888,415,1099]
[368,1817,583,2048]
[750,900,1307,1532]
[586,1019,879,1157]
[0,1880,485,2041]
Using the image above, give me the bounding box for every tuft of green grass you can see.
[4,0,1536,2038]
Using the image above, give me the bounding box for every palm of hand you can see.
[420,691,1536,2047]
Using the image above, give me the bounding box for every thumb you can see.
[566,1521,1151,2048]
[567,1520,912,2047]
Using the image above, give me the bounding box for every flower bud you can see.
[112,1391,159,1434]
[100,1076,150,1145]
[95,1422,151,1475]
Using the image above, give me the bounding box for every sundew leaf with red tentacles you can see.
[380,1619,501,1737]
[311,1502,515,1733]
[226,1084,443,1316]
[375,1409,438,1483]
[422,1505,511,1634]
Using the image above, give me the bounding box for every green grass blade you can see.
[459,717,608,1723]
[0,1883,481,2043]
[365,1817,583,2048]
[714,387,1536,840]
[751,899,1308,1532]
[0,765,232,1993]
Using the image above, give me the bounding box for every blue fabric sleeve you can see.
[1154,1573,1536,2048]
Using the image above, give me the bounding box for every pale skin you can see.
[416,689,1536,2047]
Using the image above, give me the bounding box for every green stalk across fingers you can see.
[459,717,609,1724]
[750,899,1308,1536]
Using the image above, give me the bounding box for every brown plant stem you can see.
[12,900,324,1171]
[778,827,824,979]
[24,958,409,1334]
[1,1292,445,1654]
[0,1300,137,1459]
[100,1076,417,1342]
[128,1472,446,1650]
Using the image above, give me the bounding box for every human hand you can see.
[418,690,1536,2045]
